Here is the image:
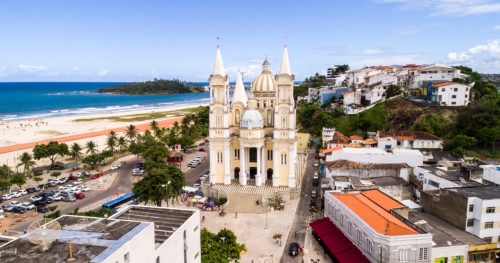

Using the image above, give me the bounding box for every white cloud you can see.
[0,66,7,77]
[494,25,500,30]
[226,64,263,81]
[72,67,80,71]
[98,69,109,76]
[362,48,384,55]
[396,27,420,35]
[376,0,500,16]
[446,39,500,72]
[18,64,47,73]
[351,54,423,68]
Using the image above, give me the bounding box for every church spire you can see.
[213,45,226,76]
[233,71,248,106]
[278,44,292,75]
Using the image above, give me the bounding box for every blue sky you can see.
[0,0,499,81]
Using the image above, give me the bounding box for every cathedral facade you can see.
[208,45,297,188]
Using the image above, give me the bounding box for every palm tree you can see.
[17,152,35,177]
[108,130,118,141]
[126,124,138,141]
[86,140,98,155]
[70,143,83,163]
[106,136,117,153]
[150,120,159,131]
[117,136,128,152]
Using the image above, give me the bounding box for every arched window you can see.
[267,110,273,126]
[235,109,241,124]
[398,247,409,262]
[281,112,287,129]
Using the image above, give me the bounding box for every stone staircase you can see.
[225,193,268,214]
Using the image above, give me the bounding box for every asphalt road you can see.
[281,149,318,262]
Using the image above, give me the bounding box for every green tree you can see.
[478,127,500,150]
[50,171,62,178]
[10,173,26,189]
[125,124,138,141]
[70,143,83,164]
[385,84,402,99]
[0,179,12,191]
[117,136,128,152]
[32,141,69,169]
[17,152,36,177]
[336,64,350,74]
[33,176,43,183]
[150,120,159,131]
[133,165,185,207]
[0,165,14,180]
[85,140,98,155]
[201,228,246,263]
[106,136,117,153]
[450,135,477,156]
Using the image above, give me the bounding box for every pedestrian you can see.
[235,212,238,218]
[202,216,205,223]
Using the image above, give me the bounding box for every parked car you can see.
[310,190,318,199]
[78,185,90,192]
[288,242,300,257]
[110,164,121,170]
[30,195,43,202]
[52,194,63,201]
[74,192,85,199]
[312,176,319,187]
[36,205,49,213]
[74,179,83,185]
[59,177,68,184]
[63,196,76,202]
[18,189,28,195]
[20,202,35,210]
[12,206,26,214]
[198,148,206,152]
[9,201,21,207]
[0,194,13,200]
[11,191,22,198]
[26,187,37,194]
[68,175,78,181]
[1,204,14,212]
[313,161,319,167]
[91,172,103,179]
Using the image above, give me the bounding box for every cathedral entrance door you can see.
[249,167,257,179]
[267,169,273,181]
[234,167,240,180]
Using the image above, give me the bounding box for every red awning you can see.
[310,218,370,263]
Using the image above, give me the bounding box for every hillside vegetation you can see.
[297,66,499,158]
[98,79,205,95]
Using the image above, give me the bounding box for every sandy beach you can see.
[0,103,207,168]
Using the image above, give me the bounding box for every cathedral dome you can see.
[240,109,264,129]
[251,57,276,92]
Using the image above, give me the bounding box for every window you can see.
[484,237,492,243]
[340,214,344,226]
[124,252,130,263]
[348,221,353,234]
[467,219,474,227]
[399,247,409,262]
[486,207,495,213]
[357,229,362,244]
[234,149,240,160]
[217,152,223,163]
[156,256,160,263]
[428,179,439,188]
[454,88,458,91]
[419,248,428,261]
[465,94,468,98]
[194,225,199,232]
[195,252,199,259]
[485,222,494,229]
[441,88,445,92]
[367,239,373,255]
[469,204,474,212]
[452,95,456,98]
[451,102,456,105]
[281,153,287,165]
[267,150,273,161]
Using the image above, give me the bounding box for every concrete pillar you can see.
[256,147,262,186]
[288,144,297,188]
[262,146,267,185]
[240,146,247,186]
[272,145,279,187]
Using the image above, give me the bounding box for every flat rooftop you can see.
[114,205,195,245]
[451,185,500,200]
[408,211,485,246]
[0,215,148,263]
[422,166,482,187]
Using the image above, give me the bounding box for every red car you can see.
[74,192,85,199]
[91,172,103,179]
[198,148,206,152]
[68,175,78,181]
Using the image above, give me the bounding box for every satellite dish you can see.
[27,218,62,251]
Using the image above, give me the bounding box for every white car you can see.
[74,179,83,185]
[0,208,4,214]
[78,185,90,192]
[52,194,63,201]
[0,214,4,220]
[196,156,206,161]
[10,201,21,206]
[21,202,35,210]
[30,195,43,202]
[74,172,82,178]
[18,189,28,195]
[110,164,121,170]
[1,194,13,200]
[193,183,201,188]
[11,192,22,198]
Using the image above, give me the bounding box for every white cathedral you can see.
[208,45,298,188]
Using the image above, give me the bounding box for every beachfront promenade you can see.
[0,116,183,154]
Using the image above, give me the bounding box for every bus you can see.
[102,192,136,212]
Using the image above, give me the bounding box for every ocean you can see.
[0,82,212,121]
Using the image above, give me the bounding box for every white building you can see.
[411,64,463,89]
[325,147,423,168]
[482,165,500,185]
[321,189,434,262]
[428,82,471,106]
[208,45,298,187]
[376,131,443,150]
[0,206,201,263]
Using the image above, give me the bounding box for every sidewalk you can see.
[303,225,333,263]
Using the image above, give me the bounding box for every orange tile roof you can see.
[350,135,363,140]
[321,146,343,154]
[394,135,414,141]
[333,190,417,236]
[361,138,377,145]
[361,189,405,212]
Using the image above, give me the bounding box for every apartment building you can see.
[376,131,443,150]
[411,64,463,89]
[424,82,471,106]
